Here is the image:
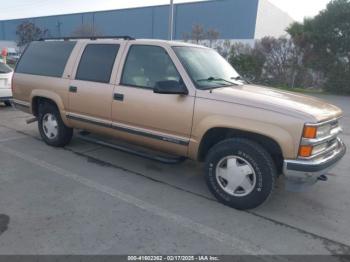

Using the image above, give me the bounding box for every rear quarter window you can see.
[15,41,76,77]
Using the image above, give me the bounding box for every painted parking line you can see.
[0,145,275,256]
[0,136,27,143]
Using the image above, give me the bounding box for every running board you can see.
[77,132,186,165]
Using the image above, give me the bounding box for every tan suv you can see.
[12,37,346,210]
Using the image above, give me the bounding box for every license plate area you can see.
[0,79,6,87]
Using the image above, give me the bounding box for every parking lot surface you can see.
[0,94,349,256]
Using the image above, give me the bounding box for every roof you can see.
[40,37,207,48]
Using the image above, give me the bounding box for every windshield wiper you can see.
[231,76,250,84]
[197,77,238,87]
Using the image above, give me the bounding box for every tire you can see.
[205,138,276,210]
[4,100,12,107]
[38,102,73,147]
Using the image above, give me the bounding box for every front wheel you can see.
[205,138,276,210]
[38,102,73,147]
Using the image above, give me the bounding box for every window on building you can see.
[15,41,76,77]
[121,45,181,89]
[76,44,120,83]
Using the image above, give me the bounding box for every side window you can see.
[15,41,76,77]
[121,45,181,89]
[76,44,119,83]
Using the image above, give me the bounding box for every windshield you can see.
[0,62,12,74]
[173,46,242,90]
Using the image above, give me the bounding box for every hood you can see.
[197,84,343,122]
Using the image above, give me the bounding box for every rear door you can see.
[67,42,124,127]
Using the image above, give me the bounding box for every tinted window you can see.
[121,45,181,89]
[0,62,12,74]
[15,41,76,77]
[76,44,119,83]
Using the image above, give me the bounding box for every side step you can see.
[77,132,187,165]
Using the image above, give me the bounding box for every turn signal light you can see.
[299,145,313,157]
[303,126,317,139]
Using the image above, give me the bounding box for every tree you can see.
[228,43,265,82]
[207,28,220,47]
[191,24,205,44]
[227,37,305,87]
[182,24,220,47]
[182,32,191,42]
[287,0,350,93]
[71,24,102,37]
[16,21,48,47]
[256,37,301,87]
[220,40,232,58]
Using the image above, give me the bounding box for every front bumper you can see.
[283,139,346,191]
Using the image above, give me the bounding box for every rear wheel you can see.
[38,102,73,147]
[205,138,276,210]
[4,100,11,107]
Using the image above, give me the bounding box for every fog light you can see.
[299,145,313,157]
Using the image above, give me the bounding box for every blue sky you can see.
[0,0,330,21]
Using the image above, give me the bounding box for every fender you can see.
[30,90,70,126]
[189,114,304,160]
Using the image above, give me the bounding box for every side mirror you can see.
[154,80,188,95]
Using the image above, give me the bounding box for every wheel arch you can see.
[30,91,69,126]
[197,127,285,175]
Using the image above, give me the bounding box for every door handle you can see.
[69,86,77,93]
[114,93,124,101]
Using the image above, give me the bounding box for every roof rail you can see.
[39,35,135,41]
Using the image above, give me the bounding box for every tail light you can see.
[11,73,14,93]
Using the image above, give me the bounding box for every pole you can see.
[169,0,174,40]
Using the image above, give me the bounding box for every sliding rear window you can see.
[15,41,76,77]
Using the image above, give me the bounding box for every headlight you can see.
[317,125,332,138]
[302,123,333,139]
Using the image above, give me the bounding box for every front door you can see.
[111,44,195,156]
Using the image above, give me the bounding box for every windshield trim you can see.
[171,45,241,90]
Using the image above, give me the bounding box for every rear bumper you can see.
[283,138,346,191]
[0,88,12,100]
[0,96,12,102]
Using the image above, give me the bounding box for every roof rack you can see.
[39,35,135,41]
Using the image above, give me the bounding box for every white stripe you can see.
[0,136,26,143]
[67,112,190,144]
[12,99,30,107]
[66,112,111,126]
[0,146,277,256]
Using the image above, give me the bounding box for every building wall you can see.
[255,0,294,39]
[0,0,259,41]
